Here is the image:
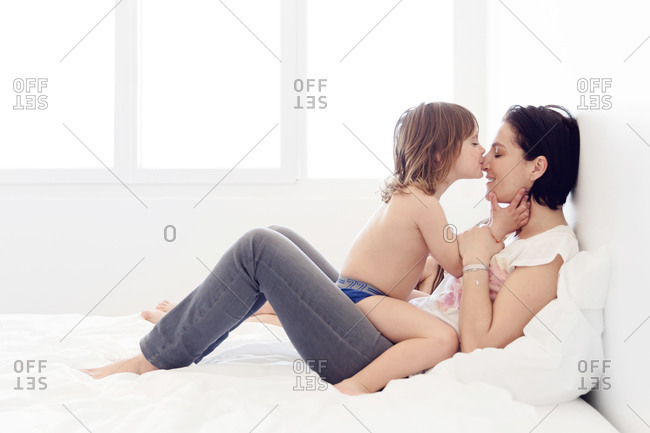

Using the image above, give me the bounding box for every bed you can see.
[1,311,618,432]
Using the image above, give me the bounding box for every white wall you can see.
[573,108,650,431]
[0,179,488,316]
[551,2,650,430]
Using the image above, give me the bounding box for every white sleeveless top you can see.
[409,225,579,335]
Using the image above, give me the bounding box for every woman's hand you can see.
[458,226,504,266]
[488,188,530,242]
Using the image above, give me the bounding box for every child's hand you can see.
[458,226,504,266]
[488,188,530,242]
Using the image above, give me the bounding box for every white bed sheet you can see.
[0,314,618,432]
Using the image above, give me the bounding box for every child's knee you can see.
[431,327,459,356]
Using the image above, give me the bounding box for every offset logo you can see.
[164,225,176,242]
[14,359,47,391]
[577,78,612,110]
[443,224,457,243]
[293,78,327,110]
[578,359,611,391]
[13,78,48,110]
[292,359,328,391]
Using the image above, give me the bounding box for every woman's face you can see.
[450,127,485,181]
[482,122,535,202]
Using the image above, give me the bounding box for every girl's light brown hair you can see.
[380,102,477,203]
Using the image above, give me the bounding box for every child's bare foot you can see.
[83,354,159,379]
[141,309,166,324]
[141,300,177,324]
[156,299,175,312]
[333,378,371,396]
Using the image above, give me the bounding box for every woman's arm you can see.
[456,227,563,352]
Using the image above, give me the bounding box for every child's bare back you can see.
[340,185,462,301]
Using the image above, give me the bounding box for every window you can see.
[306,0,453,178]
[0,1,463,184]
[0,1,114,170]
[140,0,281,171]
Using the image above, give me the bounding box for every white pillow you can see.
[428,247,610,405]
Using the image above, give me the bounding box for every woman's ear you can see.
[529,156,548,182]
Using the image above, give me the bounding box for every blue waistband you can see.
[336,275,385,296]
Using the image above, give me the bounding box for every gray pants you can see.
[139,225,393,384]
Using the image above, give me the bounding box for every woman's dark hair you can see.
[503,105,580,210]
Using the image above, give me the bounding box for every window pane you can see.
[306,0,453,178]
[0,1,115,168]
[140,0,281,169]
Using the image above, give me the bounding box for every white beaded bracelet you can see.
[462,264,489,273]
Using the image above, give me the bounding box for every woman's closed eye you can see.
[488,144,501,157]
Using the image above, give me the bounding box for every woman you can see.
[410,104,580,353]
[86,104,579,393]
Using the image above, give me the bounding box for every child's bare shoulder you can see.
[392,185,443,213]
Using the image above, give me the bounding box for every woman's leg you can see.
[252,225,338,318]
[141,225,333,325]
[266,225,339,283]
[137,227,392,384]
[203,224,335,330]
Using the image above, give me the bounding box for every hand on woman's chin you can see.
[488,190,520,204]
[485,192,504,204]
